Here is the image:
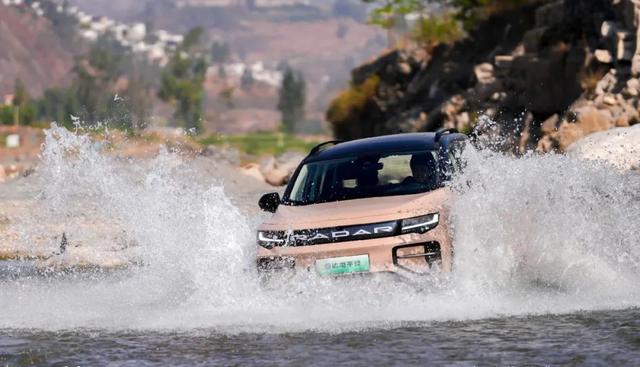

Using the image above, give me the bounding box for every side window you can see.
[289,165,310,202]
[378,155,412,184]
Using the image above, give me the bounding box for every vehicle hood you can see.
[260,188,451,231]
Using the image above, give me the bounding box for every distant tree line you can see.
[0,27,209,134]
[0,36,157,130]
[158,27,208,133]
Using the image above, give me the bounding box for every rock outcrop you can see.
[328,0,640,153]
[567,124,640,170]
[258,152,305,186]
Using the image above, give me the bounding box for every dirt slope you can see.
[0,5,74,97]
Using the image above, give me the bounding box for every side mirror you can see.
[259,192,281,213]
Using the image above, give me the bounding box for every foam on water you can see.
[1,125,639,332]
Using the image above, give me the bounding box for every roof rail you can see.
[435,128,459,141]
[308,140,344,156]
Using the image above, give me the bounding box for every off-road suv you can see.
[256,129,466,278]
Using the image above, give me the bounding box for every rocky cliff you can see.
[327,0,640,153]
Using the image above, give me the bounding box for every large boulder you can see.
[240,163,265,183]
[538,105,618,151]
[259,152,305,186]
[566,124,640,170]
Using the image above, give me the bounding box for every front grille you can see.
[265,220,399,247]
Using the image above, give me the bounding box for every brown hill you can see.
[0,5,75,97]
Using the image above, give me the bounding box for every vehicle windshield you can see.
[285,150,443,205]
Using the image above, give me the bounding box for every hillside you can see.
[63,0,384,132]
[0,5,75,97]
[327,0,640,153]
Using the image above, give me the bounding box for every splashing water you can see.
[1,125,639,332]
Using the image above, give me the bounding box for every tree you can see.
[364,0,534,34]
[67,36,129,126]
[36,87,79,127]
[277,66,306,134]
[31,34,156,130]
[241,67,254,91]
[11,79,36,125]
[158,27,208,133]
[211,41,231,64]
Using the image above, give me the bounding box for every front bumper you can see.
[256,223,452,276]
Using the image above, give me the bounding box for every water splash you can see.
[1,124,639,332]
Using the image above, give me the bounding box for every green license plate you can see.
[315,255,370,276]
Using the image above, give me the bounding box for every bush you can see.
[0,104,36,126]
[326,74,380,126]
[411,13,464,47]
[0,106,13,125]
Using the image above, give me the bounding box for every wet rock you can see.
[567,124,640,170]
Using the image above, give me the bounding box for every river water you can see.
[1,126,639,365]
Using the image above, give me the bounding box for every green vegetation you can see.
[0,35,158,130]
[451,0,542,30]
[411,13,464,47]
[0,79,37,125]
[277,65,306,133]
[158,27,208,133]
[364,0,542,46]
[199,132,320,156]
[326,74,380,138]
[366,1,464,47]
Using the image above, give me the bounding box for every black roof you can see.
[306,132,465,162]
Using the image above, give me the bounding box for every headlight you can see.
[400,213,439,234]
[257,231,286,249]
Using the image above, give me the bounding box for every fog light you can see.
[392,242,441,273]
